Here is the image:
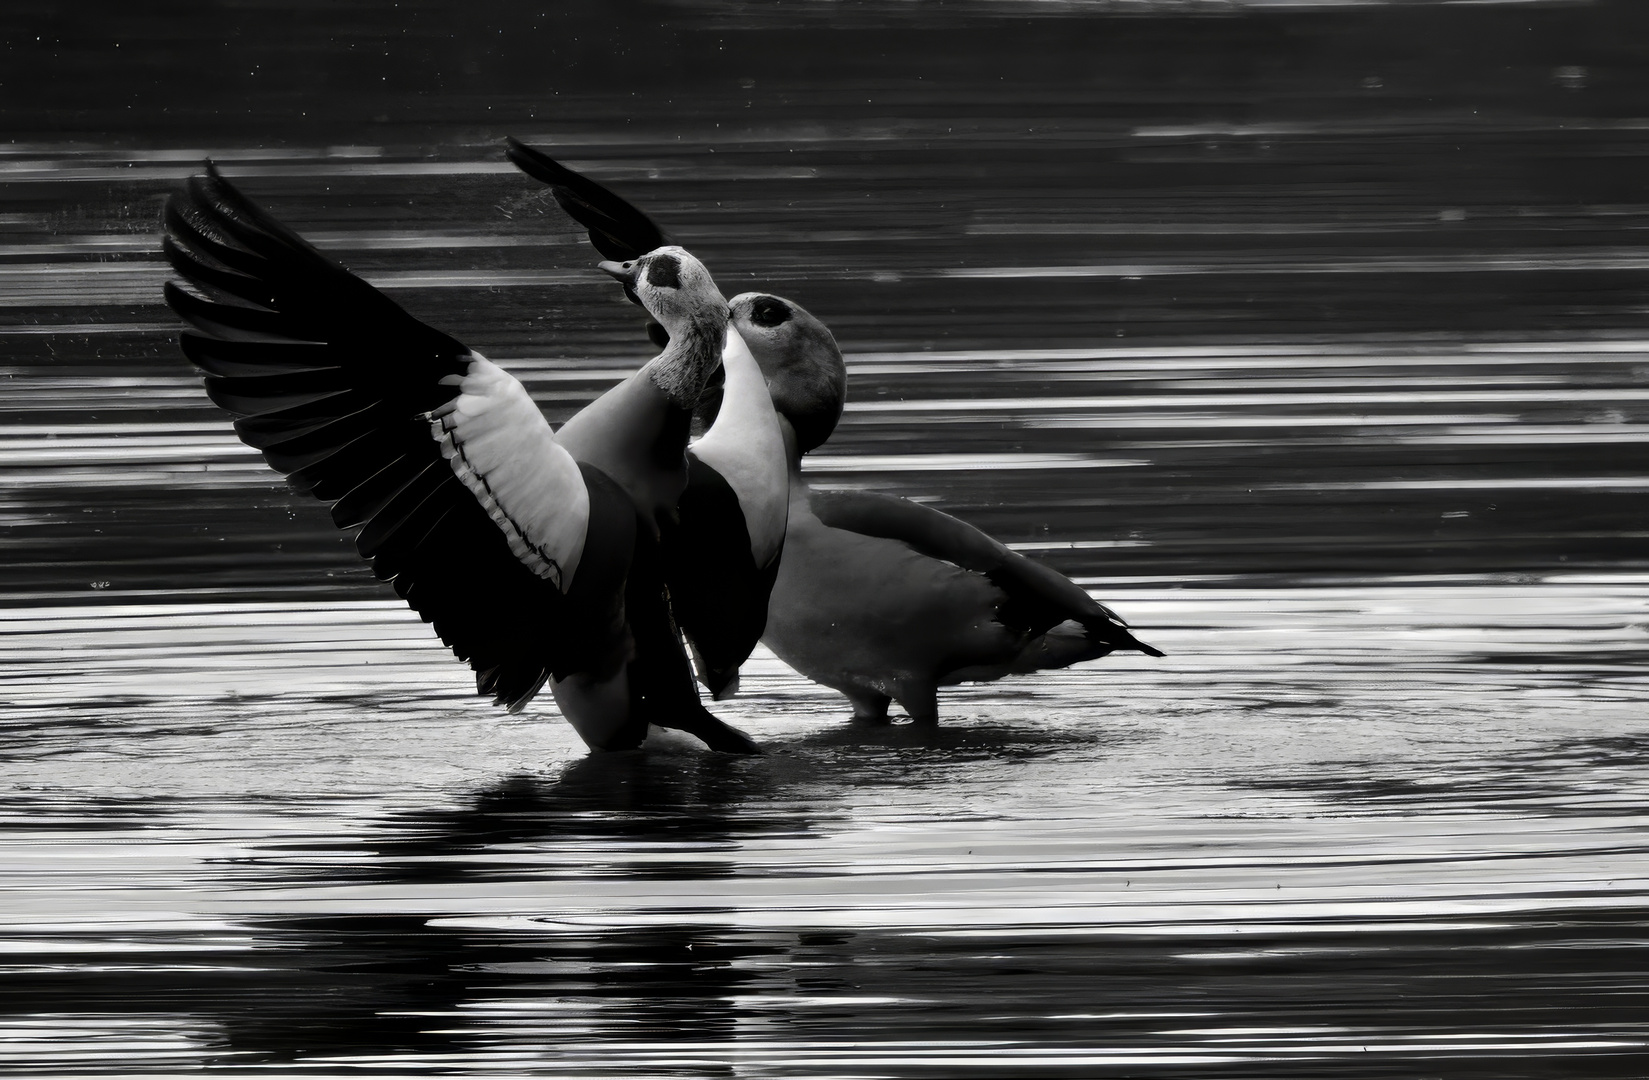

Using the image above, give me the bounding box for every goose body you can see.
[771,488,1018,722]
[505,141,1162,725]
[769,438,1163,724]
[163,166,760,753]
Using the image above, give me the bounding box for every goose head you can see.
[600,247,729,343]
[729,293,846,455]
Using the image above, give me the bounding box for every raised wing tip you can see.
[503,137,673,260]
[192,163,253,210]
[502,136,571,184]
[192,160,234,203]
[183,166,239,220]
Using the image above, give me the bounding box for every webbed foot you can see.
[655,705,763,754]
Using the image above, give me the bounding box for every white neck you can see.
[690,327,789,567]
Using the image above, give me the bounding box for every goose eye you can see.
[749,296,791,327]
[645,254,681,289]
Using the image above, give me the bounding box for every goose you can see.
[505,140,1164,725]
[506,139,788,701]
[161,164,770,753]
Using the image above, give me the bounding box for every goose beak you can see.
[598,260,637,285]
[597,260,643,306]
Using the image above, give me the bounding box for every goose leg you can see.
[658,699,764,755]
[613,516,762,754]
[553,666,648,752]
[845,690,892,725]
[639,638,763,754]
[896,683,940,727]
[637,623,763,754]
[630,585,763,755]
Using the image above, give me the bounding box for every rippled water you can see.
[4,583,1649,1075]
[6,1,1649,1075]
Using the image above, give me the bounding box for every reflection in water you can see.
[273,754,812,888]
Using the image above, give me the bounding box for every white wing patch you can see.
[691,327,788,567]
[430,354,589,592]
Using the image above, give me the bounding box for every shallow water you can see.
[7,2,1649,1075]
[4,582,1649,1076]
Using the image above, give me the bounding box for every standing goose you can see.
[162,164,761,753]
[507,138,787,700]
[733,293,1163,725]
[504,141,1163,726]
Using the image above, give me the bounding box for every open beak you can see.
[597,260,643,306]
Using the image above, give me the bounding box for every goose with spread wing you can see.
[505,139,1163,726]
[162,165,765,753]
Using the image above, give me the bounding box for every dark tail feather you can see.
[1001,619,1164,676]
[1086,611,1165,658]
[1124,633,1166,658]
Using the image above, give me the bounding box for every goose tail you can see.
[1005,619,1164,675]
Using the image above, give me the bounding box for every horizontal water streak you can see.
[944,250,1649,278]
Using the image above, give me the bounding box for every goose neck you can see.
[643,312,727,409]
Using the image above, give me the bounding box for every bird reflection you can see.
[175,754,835,1068]
[247,749,819,889]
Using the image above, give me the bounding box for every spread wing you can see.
[162,164,631,709]
[809,490,1163,657]
[505,137,679,352]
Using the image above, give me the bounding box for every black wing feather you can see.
[284,425,430,500]
[504,137,673,262]
[328,455,445,531]
[234,402,386,454]
[358,485,456,566]
[201,376,353,418]
[163,206,277,292]
[164,279,293,342]
[178,334,332,379]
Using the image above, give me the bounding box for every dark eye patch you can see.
[749,296,791,327]
[645,253,681,289]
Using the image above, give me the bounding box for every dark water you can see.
[5,1,1649,1075]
